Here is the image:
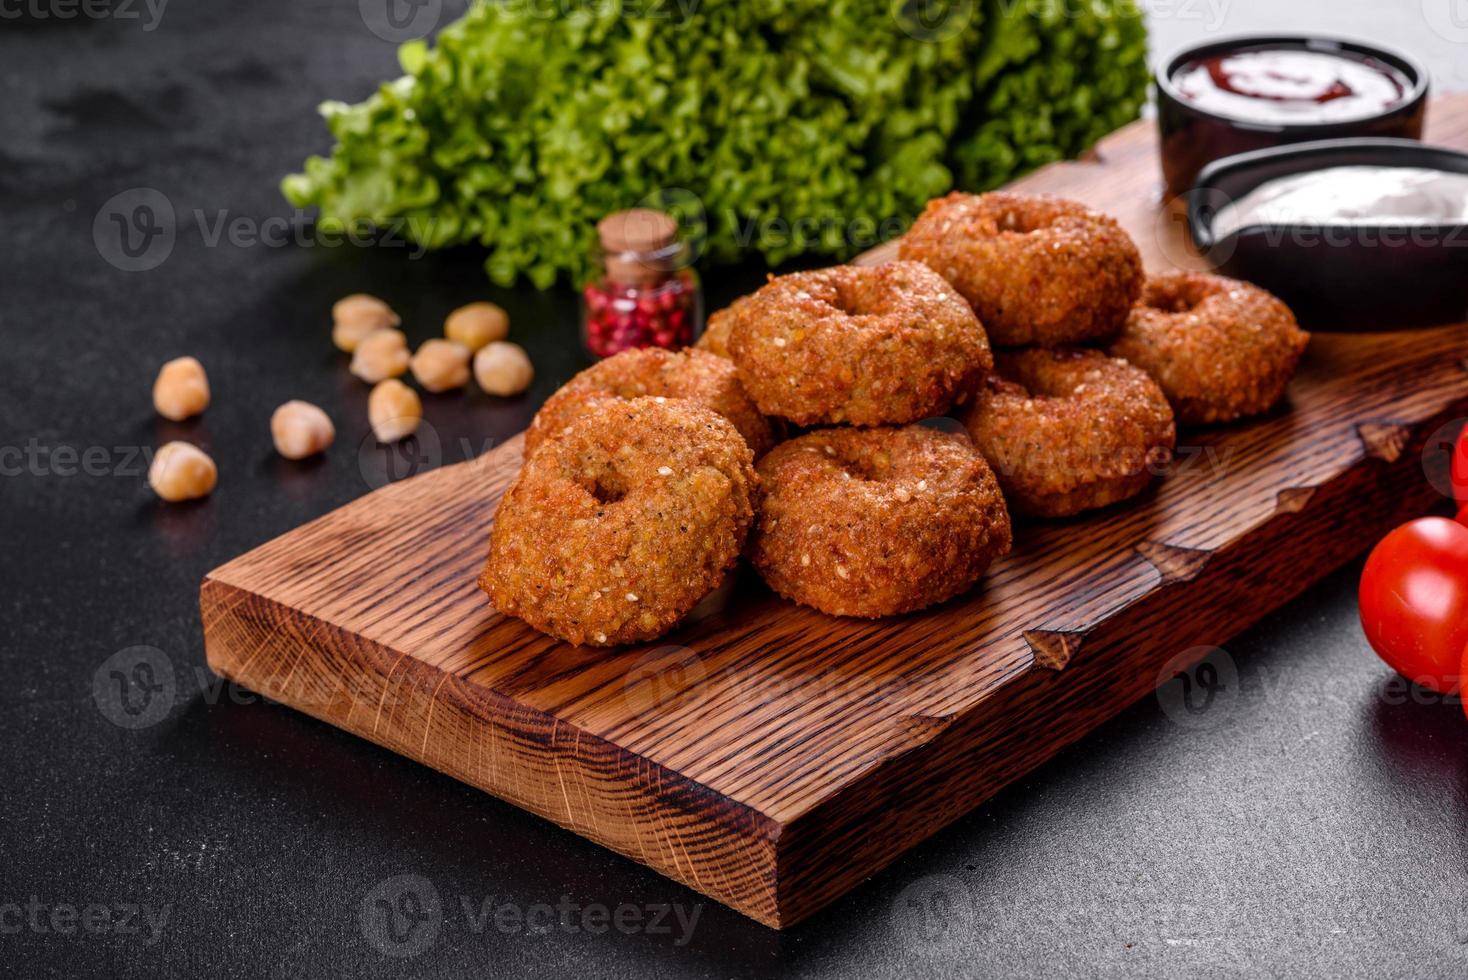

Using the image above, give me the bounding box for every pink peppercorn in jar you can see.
[580,209,703,359]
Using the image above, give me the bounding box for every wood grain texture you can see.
[203,96,1468,929]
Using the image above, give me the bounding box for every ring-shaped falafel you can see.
[482,397,758,646]
[749,425,1012,617]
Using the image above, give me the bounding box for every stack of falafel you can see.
[481,192,1309,647]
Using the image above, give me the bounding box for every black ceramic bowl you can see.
[1156,35,1429,199]
[1187,139,1468,331]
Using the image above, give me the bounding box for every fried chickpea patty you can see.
[694,296,747,359]
[725,261,991,427]
[481,398,757,647]
[524,347,773,458]
[749,426,1012,617]
[962,348,1176,518]
[899,191,1143,347]
[1108,272,1310,425]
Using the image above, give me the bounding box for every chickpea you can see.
[152,356,210,421]
[474,341,534,396]
[410,339,472,393]
[350,328,410,383]
[444,302,509,351]
[332,293,400,352]
[368,379,423,443]
[148,441,217,502]
[271,400,335,459]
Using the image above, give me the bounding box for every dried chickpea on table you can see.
[144,293,536,502]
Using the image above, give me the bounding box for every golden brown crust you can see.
[1108,272,1310,425]
[524,347,773,459]
[694,297,746,359]
[725,261,992,427]
[749,426,1012,617]
[481,398,758,647]
[899,191,1143,347]
[961,348,1176,518]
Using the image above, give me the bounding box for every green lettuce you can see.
[284,0,1148,288]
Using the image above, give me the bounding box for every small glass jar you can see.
[580,209,702,359]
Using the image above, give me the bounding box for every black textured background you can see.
[3,2,1468,977]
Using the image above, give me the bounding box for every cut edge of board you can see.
[201,575,790,927]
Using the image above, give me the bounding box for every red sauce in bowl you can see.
[1172,48,1409,125]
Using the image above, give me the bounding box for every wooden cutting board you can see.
[203,96,1468,929]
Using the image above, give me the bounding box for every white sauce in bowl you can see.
[1212,165,1468,239]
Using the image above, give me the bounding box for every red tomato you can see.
[1457,503,1468,530]
[1358,517,1468,694]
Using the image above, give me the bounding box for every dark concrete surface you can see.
[3,2,1467,977]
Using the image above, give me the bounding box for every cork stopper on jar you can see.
[597,209,680,285]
